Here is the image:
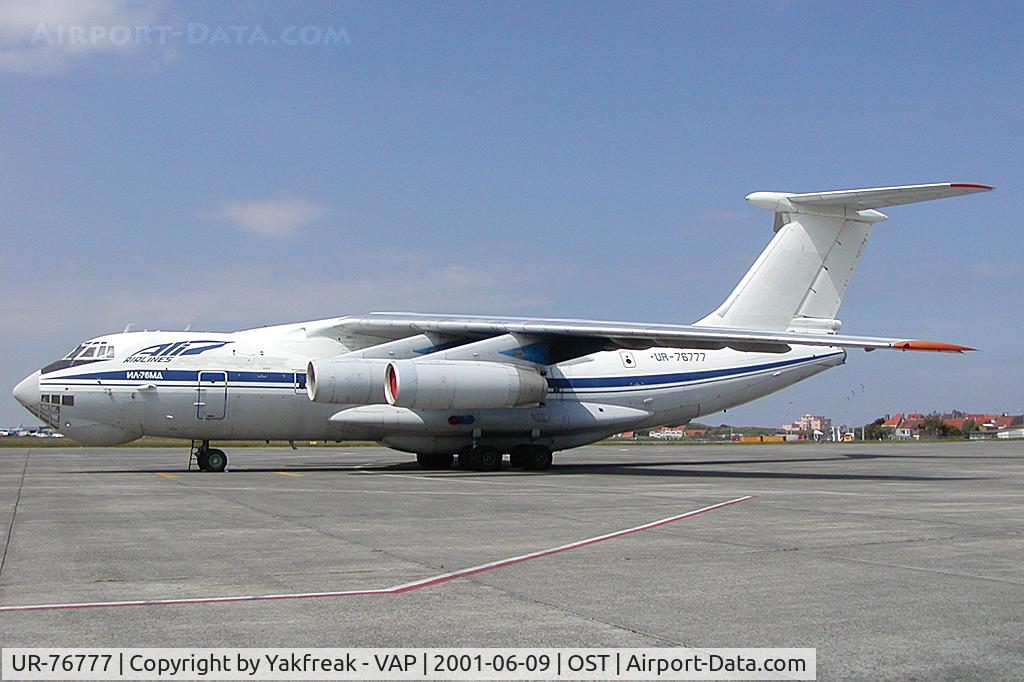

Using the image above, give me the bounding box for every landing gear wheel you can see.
[458,446,480,471]
[523,445,553,471]
[509,445,531,468]
[476,446,501,472]
[204,448,227,472]
[417,453,453,469]
[196,449,211,471]
[458,446,501,471]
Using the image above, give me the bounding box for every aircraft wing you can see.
[312,312,973,358]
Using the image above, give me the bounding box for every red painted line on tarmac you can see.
[0,496,753,613]
[386,495,755,593]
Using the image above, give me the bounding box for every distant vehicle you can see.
[13,182,990,472]
[31,430,63,438]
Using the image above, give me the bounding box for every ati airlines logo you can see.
[124,340,232,364]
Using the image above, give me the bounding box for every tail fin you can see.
[694,182,992,332]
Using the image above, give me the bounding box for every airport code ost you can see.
[2,648,816,680]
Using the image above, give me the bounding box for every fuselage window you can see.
[61,395,74,406]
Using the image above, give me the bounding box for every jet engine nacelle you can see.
[384,359,548,410]
[306,358,390,405]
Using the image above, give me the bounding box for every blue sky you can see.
[2,1,1021,428]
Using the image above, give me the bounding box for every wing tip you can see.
[891,340,976,352]
[949,182,994,191]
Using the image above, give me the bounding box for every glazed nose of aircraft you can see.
[13,371,39,409]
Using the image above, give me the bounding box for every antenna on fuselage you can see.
[184,323,193,332]
[123,323,137,333]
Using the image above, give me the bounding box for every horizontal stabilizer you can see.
[748,182,992,212]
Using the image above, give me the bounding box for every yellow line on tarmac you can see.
[273,471,304,477]
[156,472,178,479]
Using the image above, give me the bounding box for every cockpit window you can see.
[63,345,87,360]
[66,342,115,359]
[44,341,115,374]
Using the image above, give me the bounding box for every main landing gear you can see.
[416,453,454,469]
[509,444,553,471]
[458,445,502,472]
[415,444,554,472]
[190,440,228,472]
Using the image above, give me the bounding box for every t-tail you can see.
[695,182,992,332]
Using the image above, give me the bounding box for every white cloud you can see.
[0,0,166,76]
[2,257,558,342]
[967,260,1022,280]
[205,196,330,236]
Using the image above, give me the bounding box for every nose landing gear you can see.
[190,440,228,472]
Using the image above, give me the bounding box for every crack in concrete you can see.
[0,449,31,582]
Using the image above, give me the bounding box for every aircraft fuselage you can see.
[13,322,845,455]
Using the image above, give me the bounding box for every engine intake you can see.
[384,360,548,410]
[306,358,390,405]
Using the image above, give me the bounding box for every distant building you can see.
[783,413,831,433]
[882,412,926,439]
[881,413,904,430]
[881,411,1023,439]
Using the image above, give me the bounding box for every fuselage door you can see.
[293,370,307,395]
[196,371,227,420]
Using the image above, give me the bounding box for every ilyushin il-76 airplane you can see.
[13,182,991,472]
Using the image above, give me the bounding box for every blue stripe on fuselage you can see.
[43,352,841,391]
[547,352,842,390]
[46,369,305,384]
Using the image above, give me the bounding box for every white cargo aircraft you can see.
[13,182,991,472]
